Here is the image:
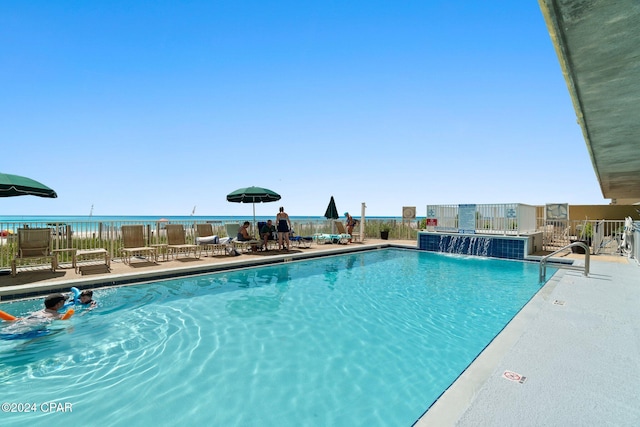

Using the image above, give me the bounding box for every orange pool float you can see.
[0,309,74,321]
[0,310,17,321]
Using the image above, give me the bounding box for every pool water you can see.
[0,249,549,426]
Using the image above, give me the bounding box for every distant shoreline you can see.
[0,215,404,223]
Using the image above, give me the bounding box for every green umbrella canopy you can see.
[0,172,57,198]
[324,196,339,220]
[227,186,281,231]
[226,186,281,204]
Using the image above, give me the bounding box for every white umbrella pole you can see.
[253,202,256,236]
[361,202,366,242]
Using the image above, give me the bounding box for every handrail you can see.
[539,241,590,282]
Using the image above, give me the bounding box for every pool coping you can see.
[414,256,640,426]
[413,264,565,425]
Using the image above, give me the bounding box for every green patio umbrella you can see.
[227,186,281,231]
[324,196,339,233]
[324,196,339,220]
[0,172,57,198]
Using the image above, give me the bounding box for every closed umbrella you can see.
[227,186,281,231]
[324,196,339,233]
[0,172,57,198]
[324,196,339,220]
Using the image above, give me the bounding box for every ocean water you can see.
[0,215,398,224]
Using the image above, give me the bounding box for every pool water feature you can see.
[0,249,550,426]
[419,232,530,259]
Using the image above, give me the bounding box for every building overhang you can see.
[539,0,640,200]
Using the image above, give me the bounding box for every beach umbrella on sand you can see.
[324,196,339,233]
[227,186,281,231]
[0,172,57,198]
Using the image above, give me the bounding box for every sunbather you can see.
[238,221,262,252]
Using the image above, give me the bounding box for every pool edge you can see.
[413,268,566,426]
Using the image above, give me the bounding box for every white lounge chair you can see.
[225,223,262,253]
[196,223,228,256]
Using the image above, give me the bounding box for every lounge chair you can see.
[121,225,157,264]
[196,223,228,256]
[258,221,279,250]
[225,223,262,253]
[315,233,349,245]
[11,228,54,276]
[345,219,362,242]
[289,230,313,248]
[333,221,352,243]
[166,224,201,259]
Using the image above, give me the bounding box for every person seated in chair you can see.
[237,221,261,252]
[260,220,276,251]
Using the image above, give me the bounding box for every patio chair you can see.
[121,225,157,265]
[289,230,313,248]
[336,219,361,242]
[11,228,54,276]
[333,221,353,244]
[166,224,201,259]
[196,223,228,256]
[315,233,349,245]
[258,221,279,250]
[225,223,262,253]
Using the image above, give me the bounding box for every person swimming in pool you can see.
[1,293,75,323]
[0,293,75,340]
[78,290,98,309]
[28,293,69,320]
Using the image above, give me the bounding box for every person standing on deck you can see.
[276,207,292,251]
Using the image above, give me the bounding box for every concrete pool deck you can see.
[417,254,640,426]
[2,242,638,426]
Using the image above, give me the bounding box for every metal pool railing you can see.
[539,241,590,282]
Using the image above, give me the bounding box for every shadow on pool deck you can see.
[416,255,640,426]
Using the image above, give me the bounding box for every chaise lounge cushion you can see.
[197,235,219,244]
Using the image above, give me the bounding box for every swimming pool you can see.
[0,248,549,426]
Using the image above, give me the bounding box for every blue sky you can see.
[1,1,607,217]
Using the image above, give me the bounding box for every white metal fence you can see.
[423,204,628,256]
[1,214,629,270]
[425,203,538,235]
[539,218,628,255]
